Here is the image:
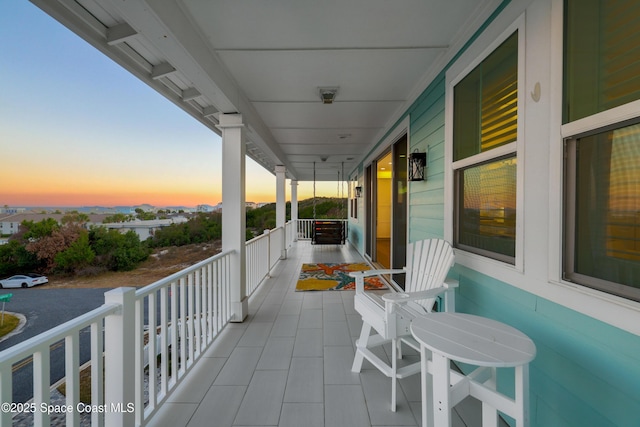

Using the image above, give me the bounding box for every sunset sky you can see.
[0,1,337,208]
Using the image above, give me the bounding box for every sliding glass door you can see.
[376,151,393,268]
[392,136,407,284]
[365,135,408,287]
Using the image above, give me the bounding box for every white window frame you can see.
[545,0,640,333]
[557,0,640,302]
[445,15,526,273]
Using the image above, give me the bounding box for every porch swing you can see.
[311,161,346,245]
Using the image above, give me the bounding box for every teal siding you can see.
[348,220,364,254]
[347,1,640,424]
[454,265,640,427]
[348,164,365,253]
[408,75,447,242]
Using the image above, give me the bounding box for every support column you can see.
[104,287,135,426]
[218,114,247,322]
[290,180,298,242]
[275,165,287,259]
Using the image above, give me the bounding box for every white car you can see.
[0,273,49,289]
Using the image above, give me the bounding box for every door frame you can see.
[363,117,410,273]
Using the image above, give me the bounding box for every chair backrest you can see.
[404,239,455,311]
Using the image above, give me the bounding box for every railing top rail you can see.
[136,249,234,297]
[0,303,119,364]
[246,232,270,245]
[297,218,347,221]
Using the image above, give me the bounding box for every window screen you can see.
[564,0,640,123]
[454,32,518,161]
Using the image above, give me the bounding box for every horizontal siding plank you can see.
[410,188,444,206]
[412,107,445,142]
[453,266,640,427]
[535,298,640,358]
[409,204,443,221]
[408,217,444,241]
[532,364,617,427]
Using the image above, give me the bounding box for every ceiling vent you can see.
[318,87,339,104]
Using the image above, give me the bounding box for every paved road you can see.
[0,287,109,403]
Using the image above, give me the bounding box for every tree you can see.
[55,231,95,273]
[103,213,133,223]
[0,240,39,276]
[61,211,90,225]
[149,213,223,247]
[25,224,83,271]
[150,223,187,247]
[246,205,276,232]
[89,227,150,271]
[21,218,59,240]
[111,231,150,271]
[135,208,156,221]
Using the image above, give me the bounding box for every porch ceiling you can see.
[31,0,499,181]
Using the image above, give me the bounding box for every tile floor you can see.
[147,241,494,427]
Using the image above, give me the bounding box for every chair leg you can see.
[351,322,372,373]
[391,338,397,412]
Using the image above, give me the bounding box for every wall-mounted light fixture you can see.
[408,149,427,181]
[355,186,362,198]
[319,87,339,104]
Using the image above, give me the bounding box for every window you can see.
[453,31,519,263]
[563,0,640,301]
[563,0,640,123]
[349,180,358,219]
[456,156,517,261]
[454,33,518,161]
[564,122,640,301]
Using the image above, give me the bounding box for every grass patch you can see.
[57,364,97,404]
[0,313,20,338]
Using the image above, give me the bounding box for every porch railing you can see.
[133,250,233,425]
[0,221,301,426]
[0,250,234,426]
[0,303,120,427]
[245,221,297,296]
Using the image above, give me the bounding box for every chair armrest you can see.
[444,278,459,288]
[349,268,405,279]
[381,279,458,312]
[381,286,449,304]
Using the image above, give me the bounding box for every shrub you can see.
[0,240,39,276]
[55,232,95,273]
[89,227,150,271]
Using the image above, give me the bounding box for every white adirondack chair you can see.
[351,238,457,411]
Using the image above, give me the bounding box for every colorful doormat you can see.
[295,263,388,291]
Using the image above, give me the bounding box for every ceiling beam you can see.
[151,62,176,80]
[101,0,298,178]
[202,106,218,118]
[215,45,449,53]
[182,87,201,102]
[106,22,138,46]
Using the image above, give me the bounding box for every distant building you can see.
[0,213,110,236]
[103,217,189,241]
[165,206,195,213]
[210,203,223,212]
[134,204,155,212]
[197,204,216,213]
[115,206,136,214]
[0,207,27,215]
[76,206,118,214]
